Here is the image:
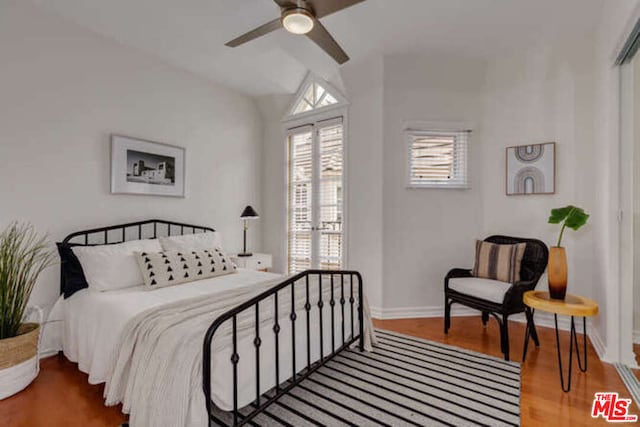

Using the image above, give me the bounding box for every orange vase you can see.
[548,246,568,300]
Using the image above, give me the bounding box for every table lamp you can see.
[238,205,259,257]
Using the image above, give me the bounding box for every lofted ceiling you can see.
[30,0,604,96]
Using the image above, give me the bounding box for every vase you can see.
[548,246,568,300]
[0,323,39,400]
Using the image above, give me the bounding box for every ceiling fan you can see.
[225,0,365,65]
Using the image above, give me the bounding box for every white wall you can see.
[341,56,384,310]
[256,94,292,274]
[372,44,605,326]
[381,54,486,311]
[0,1,263,314]
[344,47,601,316]
[481,41,597,297]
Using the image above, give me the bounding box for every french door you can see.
[287,117,344,274]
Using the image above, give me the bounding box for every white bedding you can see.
[63,269,281,384]
[61,268,372,427]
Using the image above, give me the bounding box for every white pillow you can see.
[159,231,220,251]
[72,239,162,291]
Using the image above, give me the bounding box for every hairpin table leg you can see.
[572,316,588,372]
[554,315,588,392]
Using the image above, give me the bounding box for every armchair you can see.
[444,235,549,361]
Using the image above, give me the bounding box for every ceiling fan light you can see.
[282,8,314,35]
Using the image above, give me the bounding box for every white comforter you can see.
[63,269,281,385]
[62,269,374,427]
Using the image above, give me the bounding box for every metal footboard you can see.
[202,270,364,427]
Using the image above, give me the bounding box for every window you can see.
[291,82,338,115]
[406,130,470,189]
[286,74,347,120]
[285,74,348,274]
[287,119,345,274]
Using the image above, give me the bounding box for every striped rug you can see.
[227,329,521,427]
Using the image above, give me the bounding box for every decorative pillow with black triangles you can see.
[134,247,237,290]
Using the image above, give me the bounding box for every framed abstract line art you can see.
[110,134,186,197]
[505,142,555,195]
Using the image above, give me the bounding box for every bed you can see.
[56,219,370,427]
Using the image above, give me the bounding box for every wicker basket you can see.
[0,323,39,370]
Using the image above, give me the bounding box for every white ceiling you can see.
[31,0,604,96]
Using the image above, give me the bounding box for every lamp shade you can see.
[240,205,259,219]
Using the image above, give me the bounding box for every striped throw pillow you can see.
[472,240,526,283]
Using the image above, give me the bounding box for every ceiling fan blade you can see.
[305,19,349,64]
[307,0,366,18]
[225,18,282,47]
[272,0,296,7]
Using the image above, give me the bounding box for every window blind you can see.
[318,120,343,270]
[287,127,313,273]
[407,130,470,189]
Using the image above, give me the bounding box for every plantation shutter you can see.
[407,130,470,188]
[317,118,343,270]
[287,126,313,273]
[287,118,345,274]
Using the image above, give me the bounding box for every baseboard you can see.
[528,312,608,362]
[372,304,608,361]
[370,305,476,320]
[587,325,608,362]
[634,330,640,344]
[525,311,572,331]
[370,305,573,327]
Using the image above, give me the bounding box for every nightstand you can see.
[230,253,272,272]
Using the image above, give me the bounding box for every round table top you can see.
[523,291,599,317]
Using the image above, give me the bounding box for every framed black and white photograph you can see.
[505,142,555,195]
[111,135,185,197]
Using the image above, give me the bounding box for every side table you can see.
[523,290,599,392]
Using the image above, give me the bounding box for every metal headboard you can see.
[60,219,215,295]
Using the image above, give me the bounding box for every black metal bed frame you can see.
[59,219,364,427]
[203,269,364,427]
[60,219,214,295]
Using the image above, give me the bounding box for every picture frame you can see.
[110,134,185,197]
[505,142,556,195]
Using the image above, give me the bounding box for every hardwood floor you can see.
[374,317,635,426]
[0,316,635,426]
[0,356,127,427]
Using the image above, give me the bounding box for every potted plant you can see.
[0,223,54,399]
[547,205,589,299]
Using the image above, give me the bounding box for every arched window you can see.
[285,74,348,120]
[284,74,348,274]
